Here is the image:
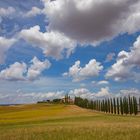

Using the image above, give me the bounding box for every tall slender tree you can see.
[139,97,140,112]
[123,97,128,115]
[103,100,105,112]
[74,96,138,116]
[120,97,123,115]
[126,97,129,115]
[113,98,116,114]
[105,99,107,113]
[110,98,113,114]
[108,99,110,113]
[99,100,101,111]
[117,98,120,115]
[128,96,132,115]
[133,96,138,115]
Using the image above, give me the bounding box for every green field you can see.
[0,104,140,140]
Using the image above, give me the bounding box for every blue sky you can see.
[0,0,140,104]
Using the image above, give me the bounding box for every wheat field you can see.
[0,104,140,140]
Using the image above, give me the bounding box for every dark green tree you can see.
[117,98,120,115]
[128,96,133,115]
[139,97,140,113]
[103,100,105,112]
[110,98,113,114]
[108,99,110,113]
[120,97,124,115]
[105,99,108,113]
[123,97,128,115]
[133,96,138,115]
[89,100,93,109]
[113,98,116,114]
[99,100,101,111]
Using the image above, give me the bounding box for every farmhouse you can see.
[61,95,74,104]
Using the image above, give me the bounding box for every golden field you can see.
[0,104,140,140]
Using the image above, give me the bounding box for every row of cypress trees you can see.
[74,96,139,115]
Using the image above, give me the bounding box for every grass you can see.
[0,104,140,140]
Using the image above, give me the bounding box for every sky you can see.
[0,0,140,104]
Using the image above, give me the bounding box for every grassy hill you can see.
[0,104,140,140]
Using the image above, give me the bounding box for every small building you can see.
[61,95,74,104]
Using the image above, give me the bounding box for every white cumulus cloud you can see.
[63,59,103,82]
[106,35,140,82]
[0,7,15,17]
[24,7,42,18]
[27,57,51,80]
[20,25,76,59]
[0,37,16,64]
[0,62,27,81]
[97,81,109,85]
[69,87,112,100]
[0,57,51,81]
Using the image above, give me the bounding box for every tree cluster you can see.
[74,96,139,115]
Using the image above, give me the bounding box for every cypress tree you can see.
[97,100,99,111]
[101,101,103,111]
[113,98,116,114]
[106,99,109,113]
[123,97,126,114]
[126,97,129,115]
[90,100,93,109]
[95,100,97,110]
[133,96,138,115]
[103,100,105,112]
[123,97,129,115]
[139,97,140,112]
[117,98,120,115]
[110,98,113,114]
[99,100,101,111]
[93,101,96,110]
[104,99,107,113]
[108,99,110,113]
[84,99,88,108]
[106,99,108,113]
[131,97,134,114]
[98,100,100,111]
[102,100,104,112]
[128,96,132,115]
[120,97,123,115]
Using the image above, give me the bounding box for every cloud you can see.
[18,0,140,62]
[106,35,140,82]
[69,88,93,99]
[0,37,16,64]
[95,87,111,98]
[0,7,15,17]
[0,91,65,104]
[1,86,140,104]
[92,80,109,85]
[43,0,140,45]
[0,57,51,81]
[63,59,103,82]
[117,88,140,98]
[105,53,115,62]
[0,62,27,81]
[20,25,76,59]
[24,7,42,17]
[27,57,51,80]
[69,87,112,100]
[0,86,112,104]
[97,81,109,85]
